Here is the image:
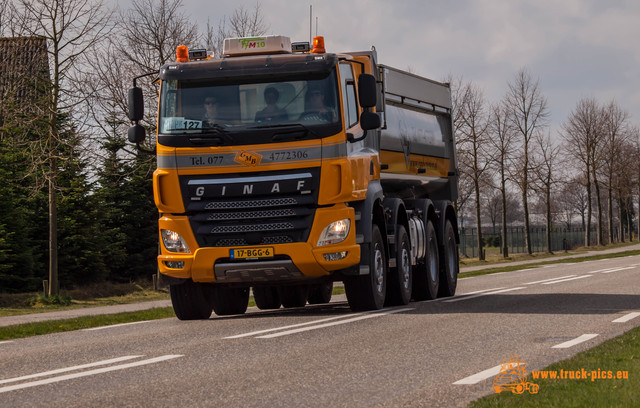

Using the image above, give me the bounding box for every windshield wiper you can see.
[189,125,231,146]
[252,123,318,141]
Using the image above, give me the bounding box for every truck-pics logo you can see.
[492,356,539,394]
[234,150,262,167]
[239,37,266,50]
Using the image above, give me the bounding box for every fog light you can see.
[323,251,347,261]
[165,261,185,269]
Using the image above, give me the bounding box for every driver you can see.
[255,87,288,122]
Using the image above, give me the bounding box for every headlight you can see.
[161,229,191,253]
[317,219,350,246]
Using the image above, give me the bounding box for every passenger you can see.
[300,86,335,122]
[255,87,288,123]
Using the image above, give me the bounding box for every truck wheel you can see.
[345,224,387,311]
[308,281,333,304]
[385,225,412,306]
[253,286,281,310]
[170,280,213,320]
[278,285,309,308]
[211,286,250,316]
[412,221,439,300]
[438,219,459,297]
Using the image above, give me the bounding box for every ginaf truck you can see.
[127,35,460,319]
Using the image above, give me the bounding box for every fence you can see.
[459,227,598,258]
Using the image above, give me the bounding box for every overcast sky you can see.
[143,0,640,135]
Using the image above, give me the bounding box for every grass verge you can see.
[460,249,640,278]
[0,307,176,341]
[0,282,170,317]
[469,325,640,407]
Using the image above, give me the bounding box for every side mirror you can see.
[360,111,381,131]
[128,124,146,144]
[358,74,377,108]
[128,87,144,122]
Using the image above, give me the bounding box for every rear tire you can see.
[170,280,213,320]
[307,281,333,304]
[253,286,281,310]
[438,219,459,298]
[211,286,250,316]
[385,225,412,306]
[345,224,387,311]
[278,285,309,308]
[412,221,439,300]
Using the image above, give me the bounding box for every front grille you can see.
[181,169,319,247]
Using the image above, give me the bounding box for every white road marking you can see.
[589,267,629,274]
[257,308,414,338]
[451,287,506,297]
[82,321,152,331]
[453,364,503,385]
[629,263,640,267]
[601,267,635,274]
[524,275,576,285]
[0,356,142,385]
[612,312,640,323]
[552,334,599,349]
[0,341,14,346]
[0,355,183,394]
[542,275,591,285]
[443,287,525,303]
[225,312,369,339]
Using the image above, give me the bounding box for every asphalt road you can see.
[2,255,640,407]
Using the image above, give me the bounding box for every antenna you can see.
[316,17,318,36]
[309,5,312,43]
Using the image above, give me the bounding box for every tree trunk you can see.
[474,179,484,260]
[585,167,592,247]
[546,187,552,254]
[48,163,58,296]
[607,184,622,244]
[593,169,603,246]
[500,169,508,258]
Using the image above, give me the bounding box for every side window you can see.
[339,63,359,128]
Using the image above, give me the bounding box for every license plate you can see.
[230,247,274,260]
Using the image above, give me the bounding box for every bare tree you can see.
[205,3,269,58]
[488,102,516,257]
[504,68,549,254]
[601,100,630,243]
[455,81,492,260]
[532,131,560,253]
[17,0,112,295]
[561,98,604,247]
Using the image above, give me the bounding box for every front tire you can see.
[345,224,387,311]
[170,280,213,320]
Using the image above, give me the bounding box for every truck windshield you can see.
[158,73,340,139]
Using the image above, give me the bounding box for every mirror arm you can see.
[347,131,367,143]
[132,71,159,87]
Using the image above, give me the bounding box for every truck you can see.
[127,35,460,320]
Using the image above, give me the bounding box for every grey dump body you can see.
[376,64,458,201]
